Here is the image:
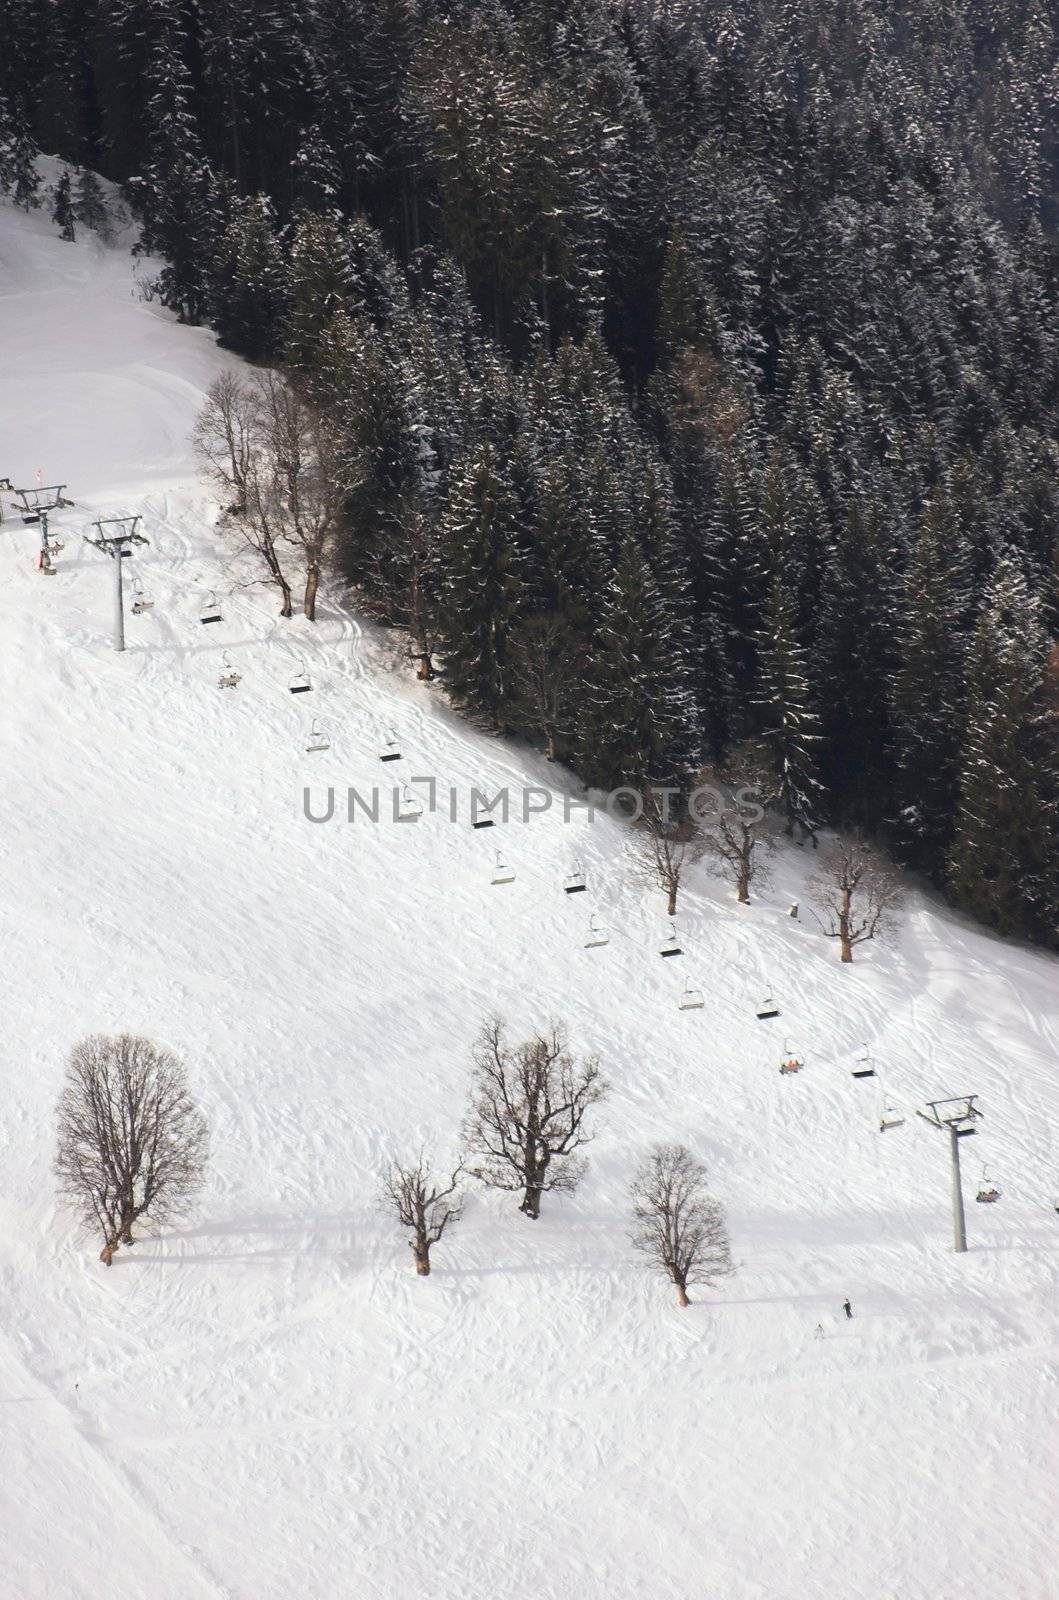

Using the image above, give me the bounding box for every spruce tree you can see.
[51,169,76,241]
[211,194,289,362]
[890,490,971,873]
[438,445,522,728]
[948,558,1059,946]
[74,166,110,238]
[577,532,700,794]
[753,569,825,838]
[10,127,41,211]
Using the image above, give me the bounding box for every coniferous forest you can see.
[3,0,1058,947]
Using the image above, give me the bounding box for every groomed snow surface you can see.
[1,188,1057,1600]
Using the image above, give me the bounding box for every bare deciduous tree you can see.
[506,612,577,760]
[465,1017,605,1219]
[55,1034,209,1266]
[630,1144,732,1307]
[809,836,904,962]
[700,747,777,904]
[193,369,349,621]
[193,371,296,617]
[255,370,347,622]
[630,792,703,917]
[380,1151,464,1275]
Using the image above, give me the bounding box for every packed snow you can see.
[1,192,1057,1600]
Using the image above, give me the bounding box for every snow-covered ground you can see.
[1,192,1057,1600]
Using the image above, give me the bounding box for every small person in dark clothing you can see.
[843,1298,853,1320]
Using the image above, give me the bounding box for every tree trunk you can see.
[667,880,678,916]
[520,1187,542,1219]
[544,727,557,761]
[840,934,853,962]
[737,868,750,904]
[304,562,319,622]
[99,1240,117,1266]
[673,1276,690,1308]
[413,1242,431,1276]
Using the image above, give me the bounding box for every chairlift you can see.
[563,861,587,894]
[659,931,683,958]
[976,1167,1001,1204]
[879,1093,905,1132]
[584,913,609,949]
[131,586,154,615]
[200,590,222,625]
[289,668,312,695]
[851,1046,876,1080]
[379,728,401,763]
[779,1038,803,1074]
[491,851,515,885]
[218,650,241,689]
[678,979,704,1011]
[756,989,780,1019]
[397,785,423,823]
[472,814,495,829]
[305,718,330,754]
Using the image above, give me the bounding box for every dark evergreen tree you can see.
[948,557,1059,947]
[753,568,826,838]
[51,168,76,240]
[438,445,522,728]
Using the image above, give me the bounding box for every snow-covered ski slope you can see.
[1,193,1057,1600]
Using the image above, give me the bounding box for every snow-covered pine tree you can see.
[753,567,825,839]
[50,168,76,240]
[438,444,522,729]
[211,193,289,362]
[74,166,110,238]
[576,531,700,795]
[947,556,1059,946]
[10,127,41,211]
[890,488,972,873]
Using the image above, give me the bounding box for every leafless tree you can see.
[380,1151,464,1275]
[465,1016,606,1219]
[363,498,442,679]
[700,746,777,904]
[630,1144,732,1307]
[193,369,349,621]
[193,371,295,617]
[809,836,904,962]
[55,1034,208,1266]
[506,613,577,760]
[255,370,348,622]
[629,791,704,917]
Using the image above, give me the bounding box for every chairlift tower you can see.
[86,516,149,652]
[916,1096,983,1253]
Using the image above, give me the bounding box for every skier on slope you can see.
[843,1298,853,1320]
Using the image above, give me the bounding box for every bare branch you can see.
[380,1150,464,1276]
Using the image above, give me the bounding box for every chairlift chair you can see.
[472,814,495,829]
[660,931,683,958]
[289,669,312,694]
[131,586,154,615]
[851,1047,876,1079]
[976,1168,1001,1204]
[779,1038,803,1074]
[200,591,222,624]
[491,851,515,885]
[397,785,423,823]
[379,728,401,762]
[305,719,330,754]
[584,913,609,948]
[218,650,241,689]
[756,990,780,1019]
[678,979,704,1011]
[879,1095,905,1132]
[563,862,587,894]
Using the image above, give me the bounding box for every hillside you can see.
[0,197,1057,1600]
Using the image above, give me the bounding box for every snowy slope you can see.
[1,193,1057,1600]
